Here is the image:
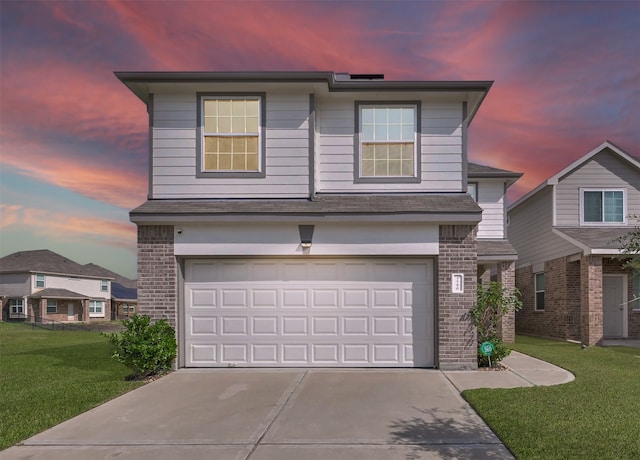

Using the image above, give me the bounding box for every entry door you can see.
[603,275,626,337]
[67,303,75,320]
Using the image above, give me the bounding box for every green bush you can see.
[469,281,522,367]
[102,315,176,379]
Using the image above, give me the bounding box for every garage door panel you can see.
[184,258,433,367]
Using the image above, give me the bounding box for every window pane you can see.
[232,137,246,153]
[402,159,414,176]
[388,124,401,140]
[362,124,374,141]
[536,292,545,310]
[387,108,402,123]
[246,117,259,133]
[218,116,231,133]
[218,154,232,170]
[218,137,232,153]
[218,100,231,116]
[362,159,374,176]
[401,124,414,141]
[388,144,401,159]
[536,272,545,291]
[374,124,387,141]
[232,153,246,170]
[246,136,258,154]
[204,117,217,133]
[374,160,387,176]
[604,191,623,222]
[468,183,477,201]
[388,159,401,176]
[231,116,245,133]
[246,153,259,170]
[204,100,217,117]
[232,99,246,117]
[374,108,387,124]
[246,100,259,117]
[584,191,602,222]
[362,144,374,160]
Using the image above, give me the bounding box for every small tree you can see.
[469,281,522,367]
[616,215,640,271]
[102,315,177,379]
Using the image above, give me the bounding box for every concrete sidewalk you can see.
[443,350,575,391]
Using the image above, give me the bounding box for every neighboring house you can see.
[118,70,520,370]
[508,141,640,345]
[83,263,138,319]
[0,250,113,322]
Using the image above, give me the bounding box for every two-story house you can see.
[508,141,640,345]
[118,71,520,370]
[0,250,113,322]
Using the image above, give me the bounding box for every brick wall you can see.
[137,225,177,326]
[566,260,581,340]
[545,256,568,339]
[496,261,516,343]
[438,225,477,370]
[581,255,603,345]
[515,266,546,336]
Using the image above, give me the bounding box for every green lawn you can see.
[464,336,640,459]
[0,322,143,450]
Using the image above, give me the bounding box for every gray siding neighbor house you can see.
[118,71,521,370]
[508,141,640,345]
[0,250,114,322]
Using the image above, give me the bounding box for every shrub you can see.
[469,281,522,367]
[102,315,176,379]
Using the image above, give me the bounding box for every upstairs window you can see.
[197,94,265,177]
[356,103,420,182]
[581,189,625,225]
[35,273,45,288]
[101,279,109,292]
[535,272,545,311]
[467,182,478,202]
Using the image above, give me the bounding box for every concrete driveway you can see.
[4,369,513,459]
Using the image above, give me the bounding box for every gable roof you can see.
[0,250,110,279]
[508,140,640,212]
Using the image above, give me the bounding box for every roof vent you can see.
[349,74,384,80]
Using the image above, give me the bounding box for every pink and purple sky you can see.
[1,0,638,278]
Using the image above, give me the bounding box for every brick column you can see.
[581,255,603,346]
[137,225,177,326]
[496,260,516,343]
[438,225,477,370]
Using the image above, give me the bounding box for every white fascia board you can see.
[174,222,440,256]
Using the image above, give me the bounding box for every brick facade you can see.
[137,225,177,326]
[516,255,639,345]
[581,255,603,345]
[438,225,478,370]
[496,261,516,343]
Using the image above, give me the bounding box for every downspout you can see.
[309,93,316,199]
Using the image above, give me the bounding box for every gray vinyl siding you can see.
[476,179,506,239]
[151,92,310,198]
[508,187,578,268]
[0,272,30,297]
[555,149,640,226]
[316,99,463,193]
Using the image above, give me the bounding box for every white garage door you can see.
[183,258,434,367]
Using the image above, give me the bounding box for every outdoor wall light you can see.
[298,225,314,249]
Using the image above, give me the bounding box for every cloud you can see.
[1,203,136,250]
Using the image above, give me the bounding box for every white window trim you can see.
[101,280,109,292]
[579,188,627,226]
[9,298,25,318]
[535,272,545,311]
[355,101,421,183]
[89,300,105,318]
[35,273,45,288]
